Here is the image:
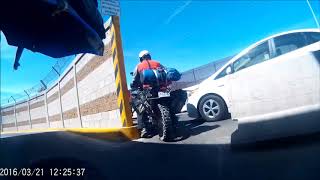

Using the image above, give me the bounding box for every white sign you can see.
[101,0,120,16]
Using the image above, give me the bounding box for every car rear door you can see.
[269,32,320,114]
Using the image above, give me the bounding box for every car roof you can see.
[207,28,320,80]
[239,28,320,57]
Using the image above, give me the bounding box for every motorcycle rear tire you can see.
[158,103,173,142]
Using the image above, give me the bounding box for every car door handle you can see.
[218,84,224,87]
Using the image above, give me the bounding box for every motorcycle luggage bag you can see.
[166,68,181,81]
[140,69,167,86]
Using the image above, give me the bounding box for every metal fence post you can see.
[73,64,82,128]
[10,97,18,131]
[58,81,65,128]
[52,65,64,128]
[192,69,197,85]
[24,90,32,129]
[44,91,50,128]
[213,62,217,72]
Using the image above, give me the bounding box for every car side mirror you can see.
[226,66,232,75]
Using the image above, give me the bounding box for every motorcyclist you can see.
[131,50,165,138]
[131,50,164,88]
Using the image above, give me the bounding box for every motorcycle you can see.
[130,72,176,141]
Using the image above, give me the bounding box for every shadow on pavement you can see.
[173,119,220,141]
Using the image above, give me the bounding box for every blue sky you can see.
[1,0,320,104]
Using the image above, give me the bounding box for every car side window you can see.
[304,32,320,44]
[233,41,270,72]
[274,32,307,57]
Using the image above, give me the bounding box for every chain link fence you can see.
[1,56,74,107]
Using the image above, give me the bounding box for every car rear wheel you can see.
[198,94,227,121]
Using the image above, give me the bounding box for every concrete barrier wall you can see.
[30,95,47,129]
[1,106,16,132]
[0,18,132,132]
[47,84,62,128]
[15,101,30,131]
[76,49,121,128]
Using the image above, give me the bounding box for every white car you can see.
[187,29,320,129]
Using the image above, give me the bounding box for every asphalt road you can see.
[1,114,320,180]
